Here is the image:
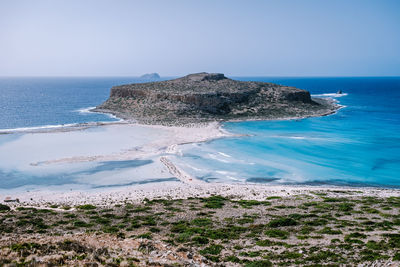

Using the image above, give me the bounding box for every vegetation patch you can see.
[200,244,223,255]
[1,193,400,266]
[77,204,97,210]
[201,196,227,209]
[0,204,11,212]
[268,217,297,227]
[265,229,290,239]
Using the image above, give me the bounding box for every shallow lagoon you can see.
[0,124,177,191]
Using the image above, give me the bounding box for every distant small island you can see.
[138,73,161,81]
[94,73,338,125]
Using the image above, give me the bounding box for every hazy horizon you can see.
[1,75,400,78]
[1,0,399,77]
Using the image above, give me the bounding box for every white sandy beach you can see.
[0,121,399,207]
[2,180,400,208]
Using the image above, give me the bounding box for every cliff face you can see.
[95,73,337,125]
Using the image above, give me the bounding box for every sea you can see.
[0,76,399,190]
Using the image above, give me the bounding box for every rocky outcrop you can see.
[95,73,338,125]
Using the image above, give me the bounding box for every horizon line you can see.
[1,75,400,78]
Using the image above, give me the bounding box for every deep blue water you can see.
[0,77,168,130]
[0,77,399,188]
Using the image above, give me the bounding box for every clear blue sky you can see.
[0,0,399,76]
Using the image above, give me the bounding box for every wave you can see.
[74,106,123,121]
[0,123,81,133]
[207,153,231,163]
[0,106,126,133]
[0,120,125,134]
[215,170,241,182]
[186,165,206,172]
[287,136,306,140]
[268,135,333,141]
[215,170,237,175]
[217,152,232,158]
[312,92,348,98]
[75,106,97,114]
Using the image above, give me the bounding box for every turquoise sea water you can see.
[0,77,399,189]
[176,77,400,187]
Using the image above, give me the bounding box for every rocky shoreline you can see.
[94,73,339,126]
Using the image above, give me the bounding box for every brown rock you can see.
[94,72,338,125]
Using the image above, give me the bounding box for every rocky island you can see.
[138,73,161,81]
[94,73,338,125]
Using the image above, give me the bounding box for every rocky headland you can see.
[94,73,338,125]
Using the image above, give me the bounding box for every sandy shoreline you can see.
[2,181,399,208]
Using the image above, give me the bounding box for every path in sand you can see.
[160,156,204,185]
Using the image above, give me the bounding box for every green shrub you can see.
[200,244,224,255]
[268,217,297,227]
[338,202,354,212]
[360,249,388,261]
[10,242,40,251]
[0,204,11,212]
[202,196,227,209]
[256,239,274,246]
[77,204,96,210]
[102,226,119,234]
[191,218,213,227]
[149,227,160,233]
[318,227,342,235]
[384,233,400,248]
[224,255,241,263]
[265,229,289,239]
[176,232,192,243]
[138,232,152,239]
[239,251,261,257]
[73,220,93,228]
[266,196,282,200]
[192,236,209,245]
[170,221,189,233]
[365,240,383,250]
[236,200,270,208]
[393,252,400,261]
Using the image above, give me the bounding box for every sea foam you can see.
[312,92,348,98]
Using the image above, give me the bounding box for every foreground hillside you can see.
[94,73,337,125]
[1,193,399,266]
